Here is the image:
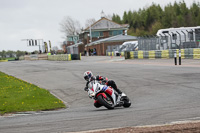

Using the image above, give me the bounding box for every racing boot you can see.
[116,93,126,106]
[121,92,127,98]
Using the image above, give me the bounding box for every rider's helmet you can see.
[83,71,93,81]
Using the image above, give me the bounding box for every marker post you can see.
[179,49,181,65]
[174,51,177,65]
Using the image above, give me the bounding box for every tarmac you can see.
[0,57,200,133]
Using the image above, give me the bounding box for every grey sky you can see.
[0,0,196,52]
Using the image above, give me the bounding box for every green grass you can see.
[6,57,15,60]
[0,57,17,61]
[0,71,66,115]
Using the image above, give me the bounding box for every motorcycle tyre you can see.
[122,97,131,108]
[97,94,114,110]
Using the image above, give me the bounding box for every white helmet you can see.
[83,71,93,81]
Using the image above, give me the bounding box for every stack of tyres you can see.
[71,54,80,60]
[188,48,193,59]
[125,52,130,59]
[134,51,138,59]
[155,50,161,58]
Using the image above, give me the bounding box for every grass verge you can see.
[0,71,66,115]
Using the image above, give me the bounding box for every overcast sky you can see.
[0,0,196,52]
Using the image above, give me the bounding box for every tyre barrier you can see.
[108,48,200,59]
[0,60,8,62]
[48,54,81,61]
[107,52,114,56]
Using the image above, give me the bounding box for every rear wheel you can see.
[97,94,114,109]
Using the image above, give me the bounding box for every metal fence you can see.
[106,45,121,53]
[138,33,200,51]
[67,46,78,54]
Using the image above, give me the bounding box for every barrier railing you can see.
[107,48,200,60]
[22,54,81,61]
[48,54,81,61]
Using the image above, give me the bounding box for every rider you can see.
[83,71,125,108]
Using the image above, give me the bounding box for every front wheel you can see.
[97,94,114,109]
[122,96,131,108]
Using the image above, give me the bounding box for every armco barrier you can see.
[121,48,200,59]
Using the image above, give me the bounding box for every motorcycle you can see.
[86,80,131,109]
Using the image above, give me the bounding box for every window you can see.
[68,37,73,41]
[91,31,103,37]
[162,31,169,34]
[195,29,200,41]
[109,30,123,36]
[67,36,79,43]
[100,32,103,37]
[172,33,177,40]
[188,31,193,40]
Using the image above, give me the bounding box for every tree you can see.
[52,46,58,51]
[60,16,81,38]
[122,11,128,24]
[127,10,133,27]
[150,21,164,35]
[85,18,96,29]
[112,13,122,24]
[16,50,25,58]
[0,51,6,58]
[6,50,15,57]
[162,3,173,28]
[189,2,200,25]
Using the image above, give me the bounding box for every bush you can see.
[0,58,6,60]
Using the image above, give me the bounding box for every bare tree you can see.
[52,46,58,51]
[106,14,113,20]
[85,18,96,29]
[60,16,81,38]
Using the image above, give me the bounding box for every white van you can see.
[114,41,138,56]
[119,41,138,52]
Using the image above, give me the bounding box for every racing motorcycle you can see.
[86,80,131,109]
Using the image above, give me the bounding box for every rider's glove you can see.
[90,76,95,81]
[101,80,107,85]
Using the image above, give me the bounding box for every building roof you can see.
[67,42,83,48]
[84,17,129,32]
[86,34,137,47]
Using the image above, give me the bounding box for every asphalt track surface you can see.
[0,57,200,133]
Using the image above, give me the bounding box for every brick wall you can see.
[86,41,125,56]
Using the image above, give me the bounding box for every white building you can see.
[156,26,200,49]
